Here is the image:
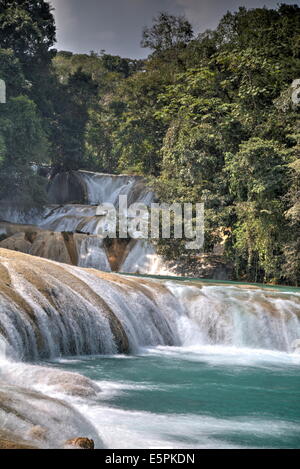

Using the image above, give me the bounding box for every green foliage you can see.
[143,5,300,285]
[226,138,289,203]
[141,12,193,54]
[84,107,115,172]
[0,48,26,97]
[283,123,300,285]
[0,0,56,60]
[0,95,48,203]
[0,0,55,203]
[233,201,287,283]
[0,2,299,285]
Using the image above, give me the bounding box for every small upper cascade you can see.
[47,170,155,206]
[0,170,163,275]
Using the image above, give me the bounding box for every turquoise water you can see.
[48,346,300,449]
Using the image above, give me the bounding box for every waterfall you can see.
[77,236,111,272]
[0,172,299,360]
[47,171,155,206]
[82,173,137,205]
[0,249,299,449]
[119,240,169,275]
[0,171,162,275]
[79,171,154,206]
[0,250,180,361]
[167,283,300,351]
[0,249,299,364]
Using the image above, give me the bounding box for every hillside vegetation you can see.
[0,1,299,284]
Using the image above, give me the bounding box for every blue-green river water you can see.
[48,345,300,449]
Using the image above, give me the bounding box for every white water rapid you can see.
[0,250,299,448]
[0,171,166,274]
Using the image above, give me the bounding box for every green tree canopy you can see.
[141,12,193,54]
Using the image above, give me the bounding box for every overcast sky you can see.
[50,0,298,58]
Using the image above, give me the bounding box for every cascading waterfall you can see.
[0,171,300,448]
[79,171,154,206]
[0,171,162,275]
[167,283,300,351]
[77,236,111,272]
[0,249,300,448]
[82,173,137,205]
[0,250,299,362]
[119,241,160,274]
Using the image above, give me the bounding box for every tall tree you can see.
[141,12,193,54]
[0,95,48,204]
[0,0,56,61]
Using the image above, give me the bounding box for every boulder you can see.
[64,438,95,450]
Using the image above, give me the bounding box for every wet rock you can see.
[0,438,37,450]
[27,426,48,441]
[0,382,103,449]
[0,232,32,254]
[64,438,95,450]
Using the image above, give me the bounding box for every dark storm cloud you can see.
[50,0,298,58]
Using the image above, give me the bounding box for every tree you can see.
[50,69,99,173]
[283,122,300,285]
[141,12,193,54]
[0,48,26,98]
[0,95,48,204]
[101,53,143,78]
[215,5,300,81]
[0,0,56,62]
[85,107,115,172]
[225,138,290,282]
[0,0,57,148]
[225,138,288,204]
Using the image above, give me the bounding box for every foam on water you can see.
[76,403,300,449]
[41,343,300,449]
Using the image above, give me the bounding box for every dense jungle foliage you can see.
[0,1,299,284]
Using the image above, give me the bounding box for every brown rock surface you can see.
[64,438,95,449]
[0,438,37,449]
